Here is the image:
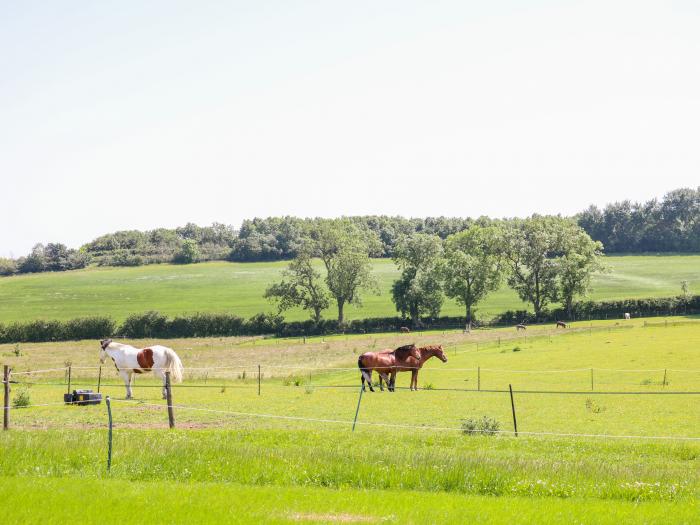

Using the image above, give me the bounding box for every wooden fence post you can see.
[477,366,481,391]
[352,385,364,432]
[97,366,102,393]
[509,384,518,437]
[258,364,261,396]
[106,395,113,471]
[590,368,594,391]
[3,365,10,431]
[662,369,668,388]
[165,372,175,429]
[66,365,72,395]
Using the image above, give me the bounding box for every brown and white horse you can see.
[99,339,184,399]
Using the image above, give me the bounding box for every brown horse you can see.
[556,320,567,328]
[390,344,448,391]
[358,344,419,392]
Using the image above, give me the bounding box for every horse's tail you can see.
[357,355,372,384]
[164,347,184,383]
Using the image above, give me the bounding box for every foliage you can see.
[461,416,501,436]
[310,219,379,324]
[578,187,700,252]
[391,234,444,326]
[0,257,17,276]
[558,229,605,316]
[264,249,330,323]
[173,239,201,264]
[11,388,31,408]
[442,226,505,330]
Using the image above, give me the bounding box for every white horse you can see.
[99,339,184,399]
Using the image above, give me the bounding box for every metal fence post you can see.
[97,365,102,393]
[509,384,518,437]
[106,395,113,471]
[352,385,364,432]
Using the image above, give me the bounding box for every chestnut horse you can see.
[358,345,419,392]
[391,344,448,391]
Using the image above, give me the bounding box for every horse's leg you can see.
[120,371,132,399]
[389,370,396,392]
[158,370,167,399]
[411,370,418,391]
[379,372,390,391]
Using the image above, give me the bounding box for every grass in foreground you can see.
[2,476,697,524]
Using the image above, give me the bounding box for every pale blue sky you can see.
[2,1,699,256]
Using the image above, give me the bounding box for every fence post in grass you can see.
[590,368,594,391]
[106,395,113,471]
[258,364,261,396]
[352,385,364,432]
[508,384,518,437]
[3,365,10,431]
[97,365,102,393]
[165,371,175,429]
[67,365,72,395]
[477,366,481,391]
[662,369,668,388]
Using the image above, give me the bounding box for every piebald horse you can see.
[99,339,184,399]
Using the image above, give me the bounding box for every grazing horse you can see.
[399,326,411,333]
[556,321,567,328]
[391,344,448,391]
[516,323,527,331]
[358,344,420,392]
[99,339,184,399]
[624,313,631,320]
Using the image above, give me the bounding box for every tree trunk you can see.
[465,303,472,332]
[337,299,345,325]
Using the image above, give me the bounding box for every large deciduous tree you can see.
[442,226,504,331]
[309,220,379,324]
[504,216,603,320]
[391,233,444,327]
[264,249,330,323]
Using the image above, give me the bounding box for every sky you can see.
[1,1,699,257]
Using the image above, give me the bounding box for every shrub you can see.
[12,388,31,409]
[119,311,168,338]
[461,416,501,436]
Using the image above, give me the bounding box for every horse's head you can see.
[99,338,112,363]
[432,345,448,363]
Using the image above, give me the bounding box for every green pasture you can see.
[1,254,699,323]
[1,319,699,523]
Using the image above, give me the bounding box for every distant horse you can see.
[624,313,631,320]
[556,321,567,328]
[516,324,527,331]
[99,339,184,399]
[391,344,448,391]
[399,326,411,333]
[358,344,420,392]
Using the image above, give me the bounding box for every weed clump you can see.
[461,416,500,436]
[12,388,31,409]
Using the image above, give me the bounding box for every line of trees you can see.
[1,187,697,276]
[265,217,605,329]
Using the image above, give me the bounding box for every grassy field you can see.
[0,254,699,323]
[1,318,698,522]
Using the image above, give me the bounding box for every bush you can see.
[119,311,169,338]
[63,317,115,340]
[461,416,500,436]
[0,257,16,276]
[12,388,31,409]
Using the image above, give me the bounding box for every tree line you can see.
[1,187,697,277]
[265,216,605,329]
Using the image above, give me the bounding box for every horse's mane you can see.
[393,344,418,358]
[418,344,442,352]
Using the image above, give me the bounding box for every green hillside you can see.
[0,255,698,323]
